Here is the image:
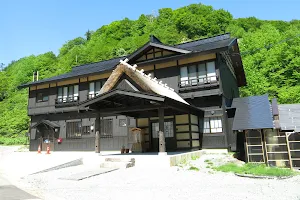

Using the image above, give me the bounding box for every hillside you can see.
[1,3,300,144]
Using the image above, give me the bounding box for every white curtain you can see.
[189,65,197,85]
[207,61,216,82]
[204,118,210,133]
[63,87,68,102]
[210,117,222,133]
[180,66,188,86]
[68,85,73,101]
[198,63,206,83]
[58,88,63,102]
[74,85,79,101]
[95,81,101,96]
[89,82,95,98]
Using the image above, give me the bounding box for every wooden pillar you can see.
[158,107,166,154]
[95,112,101,153]
[188,113,192,149]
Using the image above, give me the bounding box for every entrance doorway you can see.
[151,120,176,151]
[36,124,56,151]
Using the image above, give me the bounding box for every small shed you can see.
[229,95,300,169]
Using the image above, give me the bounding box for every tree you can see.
[1,2,300,141]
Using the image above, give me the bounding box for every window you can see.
[36,92,49,102]
[66,121,82,139]
[180,61,217,87]
[203,117,222,133]
[82,126,91,135]
[100,119,113,138]
[180,67,188,87]
[89,80,106,99]
[152,121,174,138]
[66,122,91,139]
[57,85,79,103]
[119,119,127,127]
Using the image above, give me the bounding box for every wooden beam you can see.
[95,112,101,153]
[158,107,166,153]
[99,104,168,115]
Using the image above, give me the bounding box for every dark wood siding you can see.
[155,66,179,92]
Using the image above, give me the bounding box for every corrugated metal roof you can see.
[232,94,274,130]
[278,104,300,132]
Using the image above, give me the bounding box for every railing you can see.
[179,76,218,88]
[87,93,101,99]
[55,96,79,104]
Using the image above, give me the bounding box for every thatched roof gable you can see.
[100,59,189,105]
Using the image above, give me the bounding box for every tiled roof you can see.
[19,33,236,88]
[175,33,231,50]
[19,56,125,87]
[231,94,274,130]
[178,38,235,52]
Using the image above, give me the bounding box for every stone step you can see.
[104,157,135,163]
[100,161,134,169]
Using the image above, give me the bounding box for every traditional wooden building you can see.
[19,33,246,153]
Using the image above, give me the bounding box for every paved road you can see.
[0,176,40,200]
[0,146,40,200]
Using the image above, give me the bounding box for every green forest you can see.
[1,3,300,144]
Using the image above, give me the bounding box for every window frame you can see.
[119,119,127,127]
[56,84,79,103]
[82,126,91,135]
[151,119,175,138]
[100,118,113,138]
[179,60,217,88]
[66,121,82,139]
[203,116,223,134]
[88,79,107,99]
[36,92,49,103]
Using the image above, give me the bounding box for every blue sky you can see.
[0,0,299,66]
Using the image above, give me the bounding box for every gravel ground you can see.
[17,154,300,200]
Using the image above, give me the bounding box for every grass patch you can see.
[189,166,199,171]
[0,136,27,145]
[214,163,297,177]
[191,155,199,160]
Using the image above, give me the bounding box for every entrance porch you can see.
[79,89,204,154]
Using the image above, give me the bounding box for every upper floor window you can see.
[36,92,49,102]
[180,61,217,87]
[57,85,79,103]
[89,80,106,99]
